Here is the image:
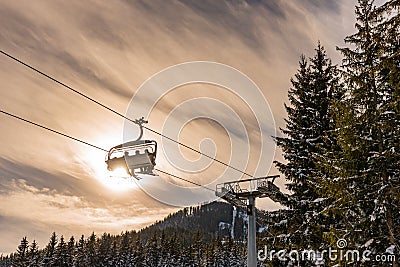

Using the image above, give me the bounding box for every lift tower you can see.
[216,175,282,267]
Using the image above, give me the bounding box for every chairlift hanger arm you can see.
[134,117,148,141]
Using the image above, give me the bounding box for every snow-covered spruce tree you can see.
[41,232,57,266]
[117,231,129,266]
[0,255,11,267]
[27,240,40,267]
[96,233,113,267]
[12,237,29,267]
[73,235,86,267]
[131,233,145,266]
[65,236,75,267]
[273,43,341,252]
[144,231,160,266]
[324,0,400,263]
[54,235,68,267]
[85,232,98,266]
[375,0,400,219]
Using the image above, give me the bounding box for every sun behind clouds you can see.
[79,147,139,192]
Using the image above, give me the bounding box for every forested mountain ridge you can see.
[0,201,264,266]
[144,201,270,241]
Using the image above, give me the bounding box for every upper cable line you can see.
[0,50,254,178]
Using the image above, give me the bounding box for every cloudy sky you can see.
[0,0,358,254]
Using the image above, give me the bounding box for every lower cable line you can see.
[0,109,215,192]
[155,168,215,192]
[0,109,108,152]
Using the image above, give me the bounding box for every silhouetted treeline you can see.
[0,202,249,267]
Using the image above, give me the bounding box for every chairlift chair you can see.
[105,117,157,178]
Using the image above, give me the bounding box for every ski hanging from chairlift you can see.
[105,117,157,179]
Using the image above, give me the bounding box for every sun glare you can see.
[81,148,139,192]
[100,169,138,192]
[110,167,130,177]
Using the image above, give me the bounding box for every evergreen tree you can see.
[0,255,11,267]
[118,231,133,266]
[323,2,400,265]
[225,236,242,267]
[158,230,171,266]
[86,232,97,266]
[27,240,40,267]
[273,43,341,253]
[109,240,119,267]
[64,236,75,267]
[97,233,113,267]
[204,237,217,267]
[42,232,57,266]
[74,235,86,267]
[191,230,203,266]
[12,237,29,267]
[54,235,68,267]
[214,237,230,267]
[132,234,144,267]
[145,231,160,266]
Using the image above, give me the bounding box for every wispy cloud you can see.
[0,158,175,253]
